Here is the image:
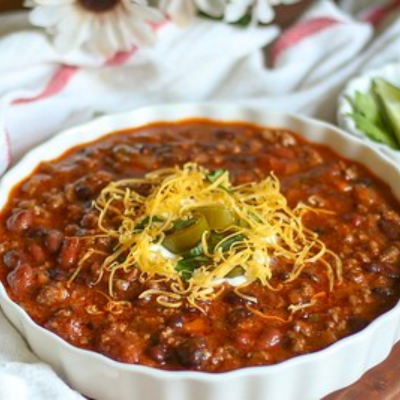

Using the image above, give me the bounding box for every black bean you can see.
[167,315,185,330]
[223,291,245,306]
[363,262,400,279]
[74,183,94,201]
[275,270,290,282]
[26,227,47,240]
[347,316,368,333]
[227,307,251,326]
[175,338,209,368]
[356,177,374,187]
[372,287,395,299]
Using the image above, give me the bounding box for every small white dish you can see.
[1,104,400,400]
[337,62,400,163]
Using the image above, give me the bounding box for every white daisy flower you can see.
[158,0,226,27]
[27,0,163,57]
[225,0,300,25]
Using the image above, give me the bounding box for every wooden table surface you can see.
[0,1,398,399]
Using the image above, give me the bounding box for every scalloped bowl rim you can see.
[1,103,400,398]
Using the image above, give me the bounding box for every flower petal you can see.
[126,16,157,47]
[254,0,274,24]
[224,0,252,23]
[29,4,67,27]
[158,0,196,27]
[115,6,136,50]
[33,0,75,5]
[99,14,123,56]
[195,0,225,18]
[54,10,90,52]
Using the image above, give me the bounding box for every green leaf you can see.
[347,112,399,149]
[373,78,400,146]
[347,87,400,149]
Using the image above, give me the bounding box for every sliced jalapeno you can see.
[196,206,237,230]
[225,266,245,278]
[162,214,209,254]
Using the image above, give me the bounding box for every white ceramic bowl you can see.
[337,62,400,164]
[1,104,400,400]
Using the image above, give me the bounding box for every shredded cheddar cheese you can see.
[74,163,342,312]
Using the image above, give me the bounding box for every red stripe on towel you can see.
[362,0,400,27]
[270,17,342,66]
[12,19,170,104]
[13,66,78,105]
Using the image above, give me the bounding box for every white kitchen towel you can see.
[0,0,399,399]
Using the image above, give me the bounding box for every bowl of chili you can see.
[1,104,400,400]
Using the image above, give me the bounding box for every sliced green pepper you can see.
[196,206,237,230]
[162,214,209,254]
[225,266,245,278]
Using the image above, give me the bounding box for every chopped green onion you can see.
[207,168,226,183]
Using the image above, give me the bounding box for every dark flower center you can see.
[79,0,119,13]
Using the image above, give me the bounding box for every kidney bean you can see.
[147,345,169,364]
[3,249,26,269]
[7,264,34,295]
[6,210,33,232]
[29,243,46,264]
[80,213,98,229]
[234,332,255,349]
[59,238,81,268]
[45,229,64,254]
[256,328,282,350]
